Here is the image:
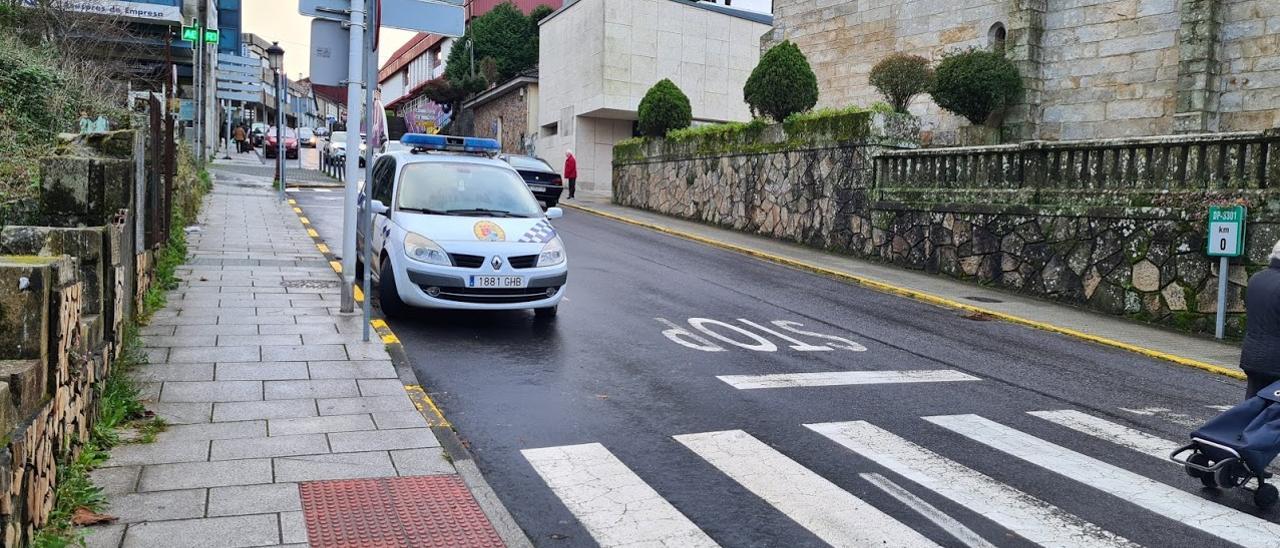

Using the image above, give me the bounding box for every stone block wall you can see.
[1218,0,1280,131]
[0,127,161,546]
[471,83,536,155]
[614,123,1280,336]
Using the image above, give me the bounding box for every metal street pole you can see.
[276,70,286,200]
[223,101,232,159]
[340,0,366,313]
[361,0,378,342]
[1216,256,1229,339]
[194,36,202,162]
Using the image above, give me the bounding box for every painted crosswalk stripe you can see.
[807,421,1134,548]
[717,370,979,390]
[860,473,997,548]
[521,443,718,548]
[1029,410,1177,460]
[675,430,938,547]
[927,414,1280,547]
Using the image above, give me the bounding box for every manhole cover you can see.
[300,475,503,548]
[281,279,342,289]
[963,295,1003,304]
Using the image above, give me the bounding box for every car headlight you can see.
[537,237,566,267]
[404,232,451,266]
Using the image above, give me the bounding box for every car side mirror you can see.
[370,199,390,215]
[546,207,564,220]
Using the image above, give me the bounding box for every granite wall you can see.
[614,117,1280,336]
[767,0,1280,143]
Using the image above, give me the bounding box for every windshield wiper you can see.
[399,207,450,215]
[445,208,529,218]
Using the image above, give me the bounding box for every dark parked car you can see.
[250,123,267,147]
[264,127,300,159]
[499,154,563,207]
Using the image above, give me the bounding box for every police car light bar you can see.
[402,134,501,154]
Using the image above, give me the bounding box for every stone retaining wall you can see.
[0,119,174,545]
[614,121,1280,337]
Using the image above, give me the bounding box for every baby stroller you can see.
[1170,380,1280,509]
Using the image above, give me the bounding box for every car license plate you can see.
[528,184,547,192]
[467,275,526,288]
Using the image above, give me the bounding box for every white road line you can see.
[716,370,980,390]
[674,430,938,547]
[807,421,1134,548]
[312,188,333,192]
[521,443,718,548]
[860,473,998,548]
[1029,410,1178,460]
[927,414,1280,547]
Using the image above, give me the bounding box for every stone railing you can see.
[614,126,1280,337]
[874,131,1280,211]
[0,100,180,543]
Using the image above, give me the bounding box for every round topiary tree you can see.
[637,79,692,137]
[743,41,818,122]
[868,54,934,114]
[929,48,1023,125]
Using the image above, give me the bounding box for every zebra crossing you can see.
[521,407,1278,547]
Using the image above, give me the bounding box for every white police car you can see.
[357,134,567,318]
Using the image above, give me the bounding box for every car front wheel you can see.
[378,257,407,319]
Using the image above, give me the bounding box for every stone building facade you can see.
[768,0,1280,143]
[465,73,541,156]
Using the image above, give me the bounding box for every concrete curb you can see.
[286,197,534,548]
[563,201,1246,381]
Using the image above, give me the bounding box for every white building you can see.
[537,0,772,195]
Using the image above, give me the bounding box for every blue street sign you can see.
[379,0,464,36]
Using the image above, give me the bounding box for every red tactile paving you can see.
[299,475,505,548]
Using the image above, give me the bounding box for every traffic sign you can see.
[379,0,464,36]
[1207,205,1246,257]
[310,19,350,87]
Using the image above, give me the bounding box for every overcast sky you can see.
[243,0,774,79]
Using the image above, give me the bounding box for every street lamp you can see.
[267,41,285,200]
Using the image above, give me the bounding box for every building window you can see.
[989,23,1007,53]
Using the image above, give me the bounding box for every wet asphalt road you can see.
[289,189,1261,548]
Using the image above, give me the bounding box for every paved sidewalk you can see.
[83,167,507,547]
[567,196,1243,374]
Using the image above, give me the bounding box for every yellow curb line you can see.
[404,385,452,429]
[564,202,1245,381]
[329,260,342,273]
[316,243,330,253]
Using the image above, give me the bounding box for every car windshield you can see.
[505,156,554,172]
[397,162,543,218]
[299,128,314,138]
[330,131,346,142]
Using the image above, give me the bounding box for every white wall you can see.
[538,0,769,195]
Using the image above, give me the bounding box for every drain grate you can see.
[281,279,342,289]
[963,295,1004,304]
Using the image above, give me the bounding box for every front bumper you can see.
[395,262,567,310]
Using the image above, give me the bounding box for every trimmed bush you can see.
[868,54,933,114]
[930,48,1023,125]
[743,41,818,122]
[638,79,692,137]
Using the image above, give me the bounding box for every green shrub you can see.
[743,41,818,122]
[930,48,1023,125]
[868,54,934,114]
[637,79,692,137]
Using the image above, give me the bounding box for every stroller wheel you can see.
[1201,472,1220,489]
[1255,484,1279,509]
[1186,453,1210,479]
[1215,462,1247,489]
